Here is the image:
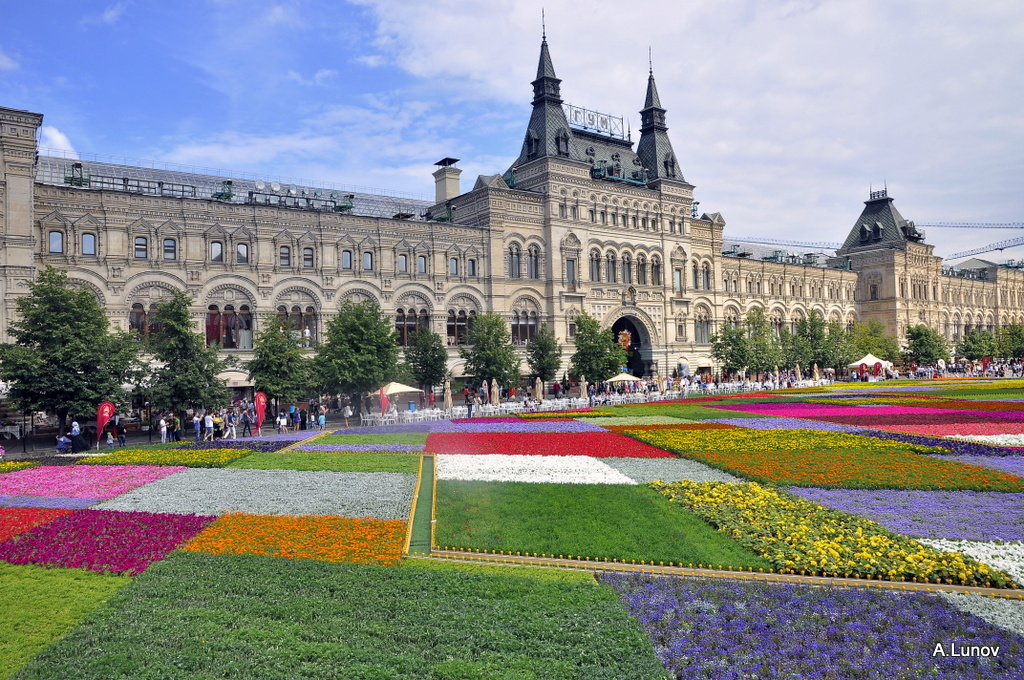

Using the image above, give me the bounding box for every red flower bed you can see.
[0,507,72,543]
[425,432,674,457]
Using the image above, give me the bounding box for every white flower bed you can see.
[939,592,1024,637]
[436,454,636,485]
[948,433,1024,447]
[602,457,744,484]
[575,416,694,426]
[918,538,1024,585]
[95,468,416,519]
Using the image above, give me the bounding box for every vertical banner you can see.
[96,401,116,442]
[873,362,883,376]
[859,363,868,377]
[982,356,991,371]
[254,392,267,430]
[379,387,389,415]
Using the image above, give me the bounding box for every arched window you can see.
[694,309,711,344]
[637,255,647,285]
[607,253,617,283]
[277,304,316,345]
[303,247,314,268]
[161,238,175,261]
[398,254,408,272]
[590,251,602,282]
[363,252,373,270]
[693,264,700,289]
[82,233,96,256]
[622,255,632,284]
[527,246,540,279]
[396,309,420,346]
[204,303,253,349]
[147,303,161,337]
[237,243,249,264]
[280,246,291,267]
[237,305,253,349]
[129,303,147,339]
[48,231,64,253]
[651,258,662,287]
[342,250,353,269]
[467,259,477,276]
[449,257,459,275]
[417,255,427,273]
[134,237,148,259]
[206,305,222,347]
[508,246,521,278]
[702,264,711,291]
[211,241,224,262]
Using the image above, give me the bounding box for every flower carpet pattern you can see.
[436,454,636,484]
[0,507,73,542]
[425,431,675,457]
[0,509,215,575]
[0,465,186,499]
[78,447,255,467]
[182,513,406,566]
[95,468,417,519]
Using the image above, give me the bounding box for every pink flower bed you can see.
[450,416,523,424]
[0,509,216,575]
[425,432,674,458]
[0,465,186,499]
[707,403,981,418]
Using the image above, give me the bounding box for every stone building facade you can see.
[0,37,1017,386]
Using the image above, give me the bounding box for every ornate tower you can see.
[636,67,684,186]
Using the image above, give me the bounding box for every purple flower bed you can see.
[0,495,100,510]
[861,430,1021,457]
[331,423,440,435]
[600,572,1024,680]
[292,443,425,452]
[429,420,606,433]
[176,440,291,453]
[788,487,1024,541]
[450,416,523,424]
[707,417,867,433]
[0,509,216,575]
[931,455,1024,478]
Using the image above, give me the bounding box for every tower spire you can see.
[636,58,682,184]
[542,9,546,41]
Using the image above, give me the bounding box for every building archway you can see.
[611,315,651,377]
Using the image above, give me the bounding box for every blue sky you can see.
[2,0,1022,259]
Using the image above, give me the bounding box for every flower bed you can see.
[516,409,612,419]
[931,455,1024,477]
[425,432,675,458]
[0,495,101,509]
[0,509,215,575]
[177,440,293,453]
[96,468,417,520]
[227,451,421,473]
[604,423,739,433]
[0,507,73,542]
[788,487,1024,541]
[600,572,1024,679]
[78,448,255,468]
[330,422,439,435]
[0,465,186,499]
[650,480,1014,586]
[0,462,38,474]
[436,454,636,484]
[315,433,429,445]
[574,416,695,426]
[627,428,1023,490]
[430,420,607,433]
[292,443,425,452]
[953,433,1024,447]
[862,430,1021,457]
[919,539,1024,586]
[182,513,406,566]
[706,417,867,433]
[601,458,743,484]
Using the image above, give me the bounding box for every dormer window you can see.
[526,131,541,159]
[555,130,570,157]
[663,154,677,179]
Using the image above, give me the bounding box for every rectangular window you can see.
[566,258,576,284]
[467,259,476,276]
[280,246,291,267]
[211,241,223,262]
[673,268,683,293]
[611,213,618,226]
[81,233,96,255]
[134,237,148,259]
[237,243,249,264]
[303,248,314,268]
[559,204,567,218]
[589,209,596,223]
[363,252,373,270]
[49,231,64,253]
[568,323,576,338]
[398,254,408,272]
[449,258,459,275]
[571,206,578,220]
[342,250,353,269]
[163,238,177,260]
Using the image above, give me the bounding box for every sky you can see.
[1,0,1022,260]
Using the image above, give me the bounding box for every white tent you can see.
[606,372,642,383]
[848,354,893,369]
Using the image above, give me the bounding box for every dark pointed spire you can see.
[637,63,683,184]
[537,35,556,80]
[644,69,662,110]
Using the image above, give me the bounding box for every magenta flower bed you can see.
[882,423,1024,437]
[450,416,523,424]
[708,403,983,418]
[0,465,185,499]
[0,509,216,575]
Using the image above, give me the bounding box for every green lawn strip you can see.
[603,402,767,419]
[0,563,130,680]
[316,433,428,445]
[435,481,771,570]
[407,456,434,554]
[13,552,668,680]
[226,450,421,473]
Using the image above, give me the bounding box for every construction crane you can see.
[722,235,842,250]
[923,222,1024,260]
[947,236,1024,261]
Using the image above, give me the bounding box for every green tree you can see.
[997,323,1024,360]
[526,323,562,383]
[148,290,234,413]
[569,312,625,383]
[851,320,902,363]
[778,327,810,371]
[820,320,857,371]
[744,307,783,375]
[904,325,949,365]
[460,313,521,387]
[315,299,399,400]
[795,311,828,367]
[956,328,997,362]
[404,328,449,390]
[710,324,749,375]
[0,265,140,433]
[246,316,312,410]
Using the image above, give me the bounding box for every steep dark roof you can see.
[837,191,926,252]
[636,70,685,184]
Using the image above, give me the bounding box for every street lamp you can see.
[146,401,152,443]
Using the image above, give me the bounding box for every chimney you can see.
[433,157,461,203]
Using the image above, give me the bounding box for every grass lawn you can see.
[435,481,772,569]
[12,552,668,680]
[316,433,428,446]
[0,563,129,679]
[227,451,421,473]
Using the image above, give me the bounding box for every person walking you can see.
[194,413,202,443]
[225,410,237,440]
[159,415,168,444]
[465,389,474,418]
[204,411,214,442]
[240,409,252,438]
[317,411,326,431]
[342,402,352,427]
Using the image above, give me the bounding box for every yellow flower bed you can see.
[650,480,1016,588]
[0,462,38,474]
[78,448,253,468]
[627,428,945,456]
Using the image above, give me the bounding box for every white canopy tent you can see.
[848,354,893,370]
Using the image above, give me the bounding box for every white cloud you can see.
[81,2,131,26]
[0,46,18,71]
[39,126,79,158]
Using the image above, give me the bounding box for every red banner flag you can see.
[96,401,115,443]
[379,387,389,415]
[254,392,267,430]
[859,363,868,377]
[873,362,883,376]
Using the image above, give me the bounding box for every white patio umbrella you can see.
[534,376,544,402]
[490,380,501,406]
[813,363,821,380]
[607,372,641,383]
[380,381,423,397]
[443,381,453,411]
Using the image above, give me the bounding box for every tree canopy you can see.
[956,328,997,362]
[314,299,399,396]
[0,265,140,432]
[526,323,562,383]
[147,289,233,412]
[459,312,521,387]
[997,323,1024,360]
[904,325,949,365]
[569,312,625,383]
[404,328,449,390]
[246,316,312,408]
[851,320,902,363]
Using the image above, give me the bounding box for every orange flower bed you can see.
[181,513,406,566]
[604,423,740,434]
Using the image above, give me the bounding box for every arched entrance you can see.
[611,316,650,377]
